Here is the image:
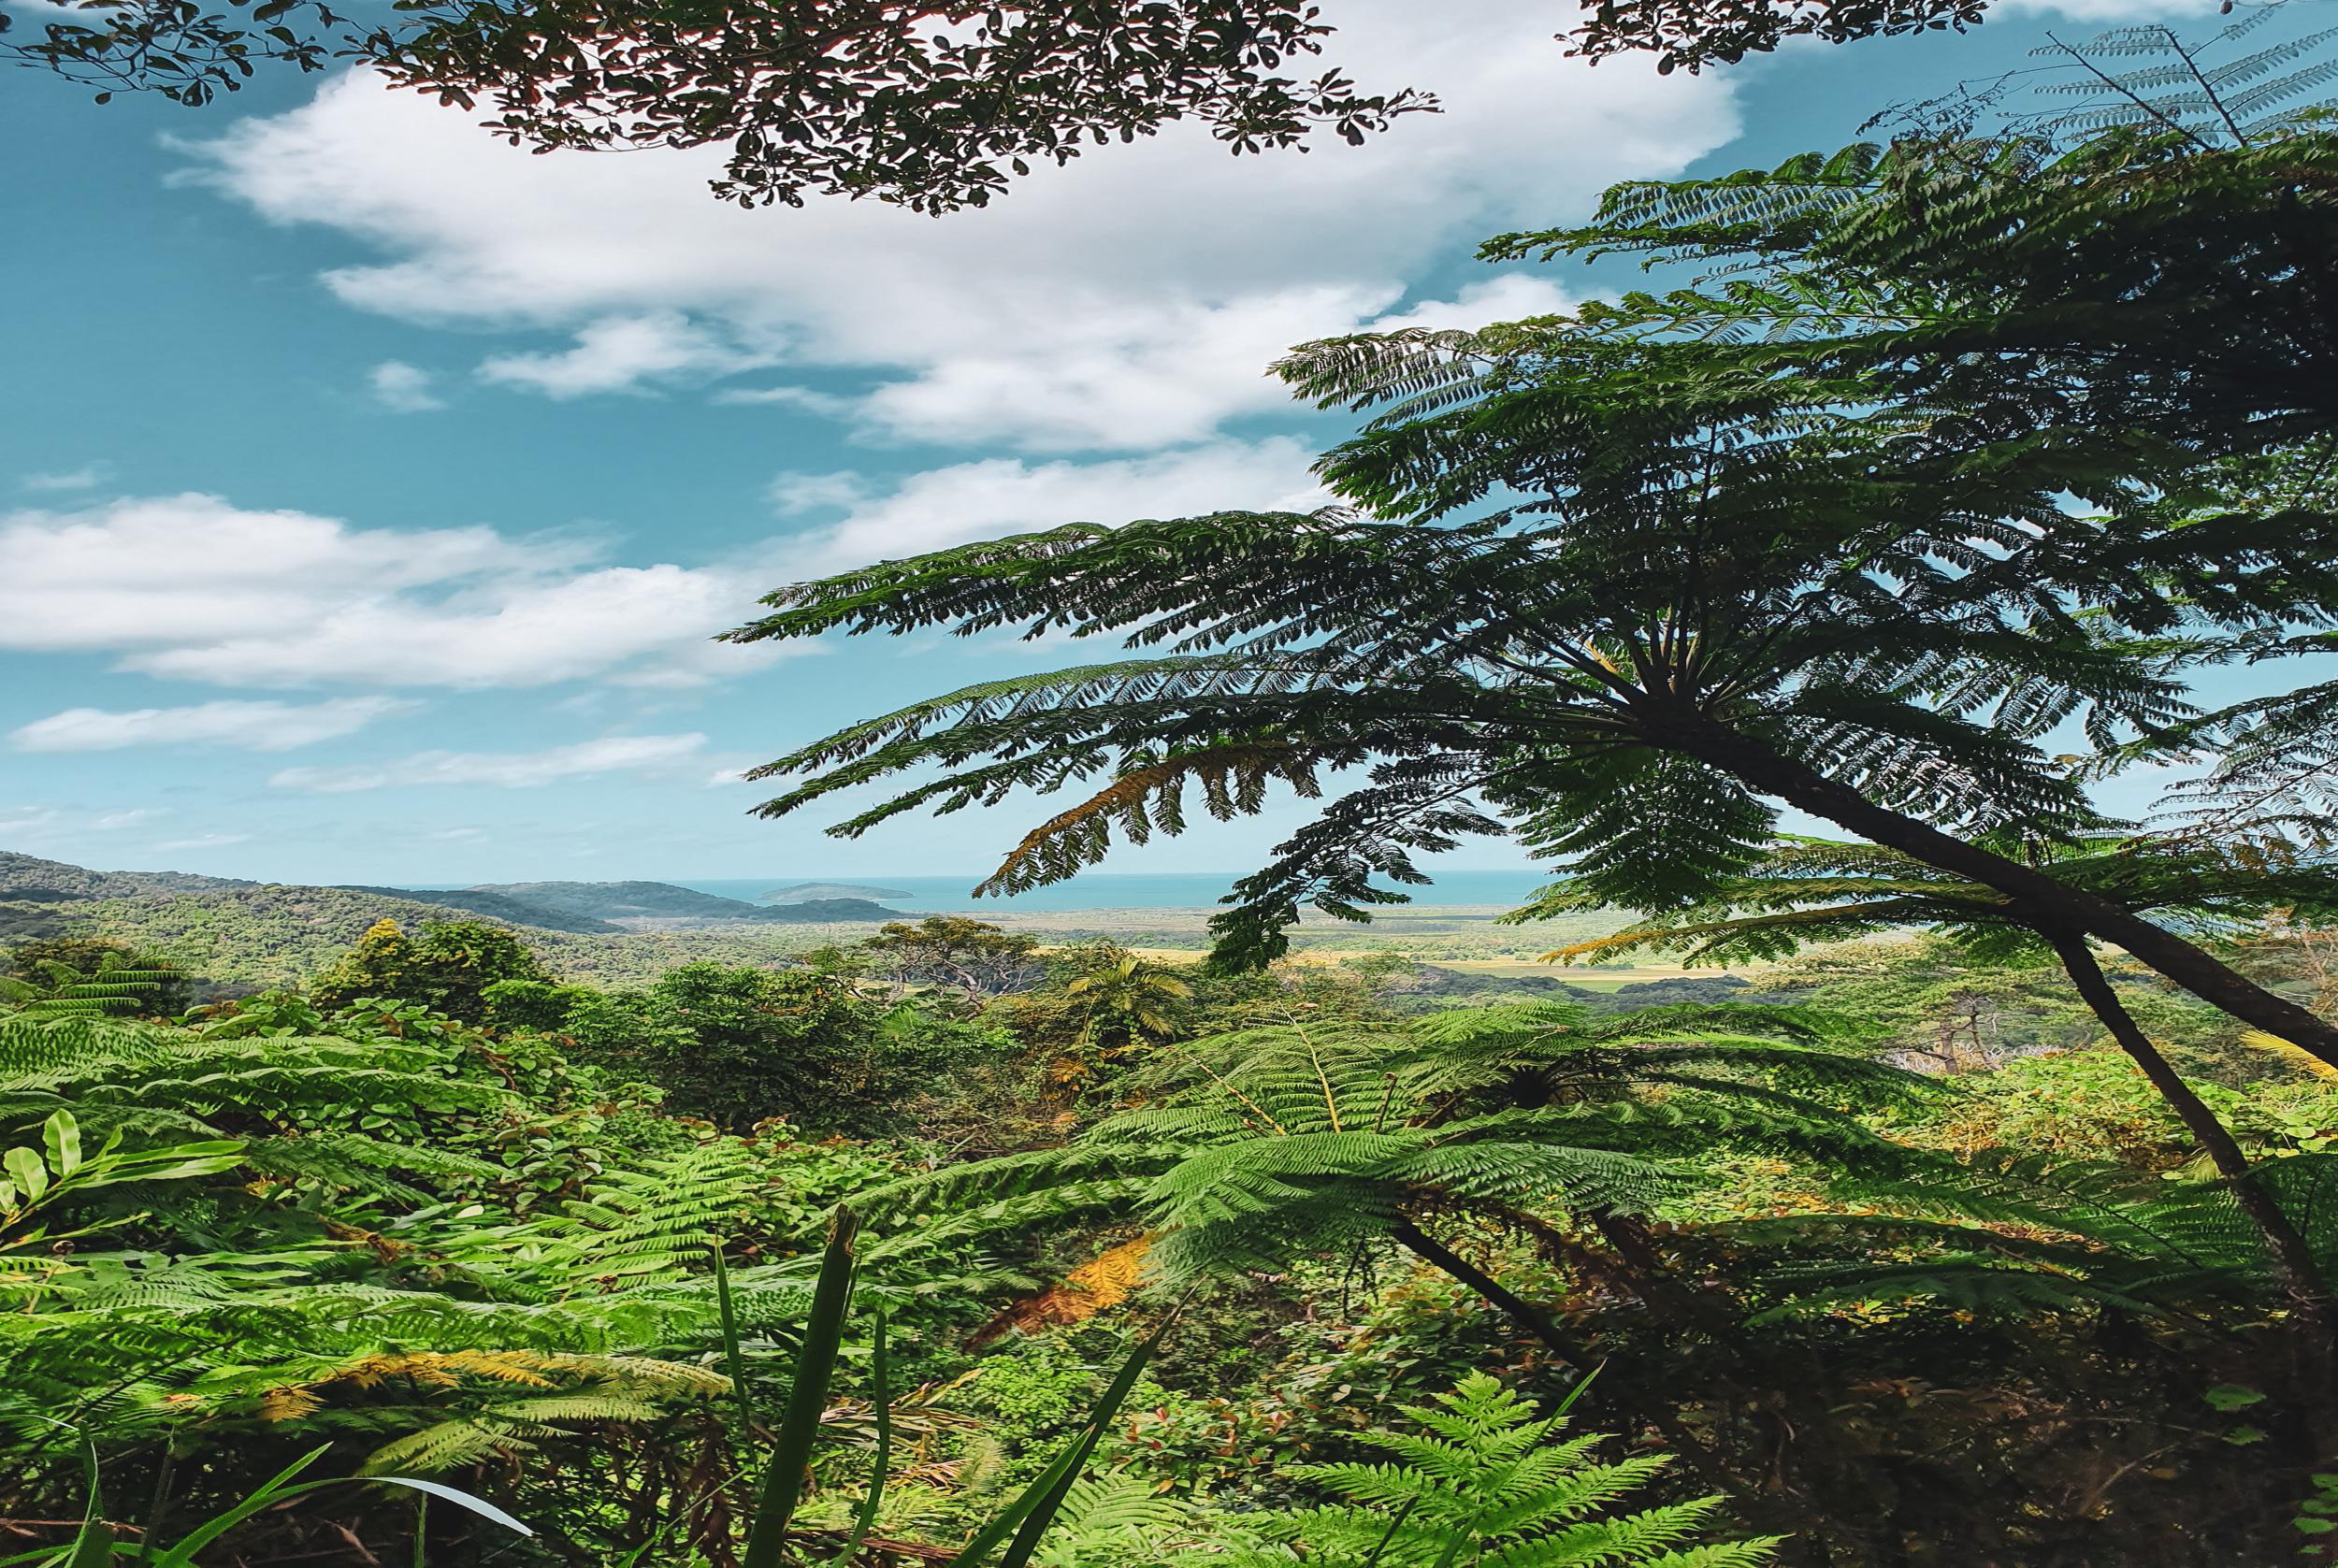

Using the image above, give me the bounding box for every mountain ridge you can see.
[0,851,914,988]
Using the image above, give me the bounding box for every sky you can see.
[0,0,2218,886]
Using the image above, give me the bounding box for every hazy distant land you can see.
[0,849,1724,994]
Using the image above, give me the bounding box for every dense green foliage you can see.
[485,958,1014,1132]
[311,917,554,1023]
[8,869,2338,1565]
[21,23,2338,1565]
[1190,1373,1779,1567]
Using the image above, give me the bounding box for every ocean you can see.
[670,869,1552,913]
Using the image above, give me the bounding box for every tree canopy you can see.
[729,58,2338,1065]
[10,0,2215,210]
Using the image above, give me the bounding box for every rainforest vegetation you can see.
[13,8,2338,1567]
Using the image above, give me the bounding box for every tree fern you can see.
[1184,1373,1780,1567]
[863,1003,1918,1302]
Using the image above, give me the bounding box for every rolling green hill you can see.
[761,880,915,903]
[0,854,914,990]
[0,850,250,900]
[332,885,620,934]
[465,880,905,924]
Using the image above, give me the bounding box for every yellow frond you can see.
[258,1387,324,1422]
[2240,1029,2338,1080]
[974,1232,1156,1342]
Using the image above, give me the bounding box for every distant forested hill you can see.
[71,886,858,988]
[0,850,252,900]
[332,885,620,934]
[0,853,914,990]
[467,880,905,924]
[761,881,915,903]
[468,880,769,920]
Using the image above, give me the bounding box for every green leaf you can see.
[2206,1385,2269,1412]
[149,1447,332,1567]
[836,1312,891,1568]
[42,1113,81,1178]
[65,1444,112,1568]
[956,1301,1180,1568]
[711,1237,757,1437]
[740,1206,859,1568]
[5,1146,49,1203]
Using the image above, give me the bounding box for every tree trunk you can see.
[1662,717,2338,1070]
[1389,1220,1747,1492]
[2045,929,2336,1336]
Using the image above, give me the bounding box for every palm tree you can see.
[1061,947,1192,1053]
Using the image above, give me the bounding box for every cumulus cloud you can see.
[270,732,708,792]
[178,0,1739,451]
[774,437,1329,572]
[0,493,778,689]
[369,360,445,411]
[10,697,416,753]
[1366,276,1576,334]
[0,493,543,653]
[479,311,782,397]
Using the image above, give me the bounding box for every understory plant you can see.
[1187,1371,1781,1568]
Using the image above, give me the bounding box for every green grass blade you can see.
[713,1237,760,1437]
[941,1434,1092,1568]
[952,1301,1180,1568]
[742,1206,860,1568]
[835,1312,892,1567]
[1359,1498,1421,1567]
[148,1447,332,1567]
[65,1443,112,1568]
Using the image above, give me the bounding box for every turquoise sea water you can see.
[670,870,1551,913]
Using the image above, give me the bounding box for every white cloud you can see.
[22,464,108,493]
[141,562,757,688]
[155,832,253,852]
[369,360,445,411]
[778,436,1329,572]
[178,1,1739,452]
[94,809,169,830]
[1366,276,1576,333]
[0,805,65,838]
[479,311,782,397]
[270,732,708,792]
[10,697,416,753]
[0,493,777,689]
[0,493,543,654]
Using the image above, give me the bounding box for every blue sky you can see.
[0,0,2217,886]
